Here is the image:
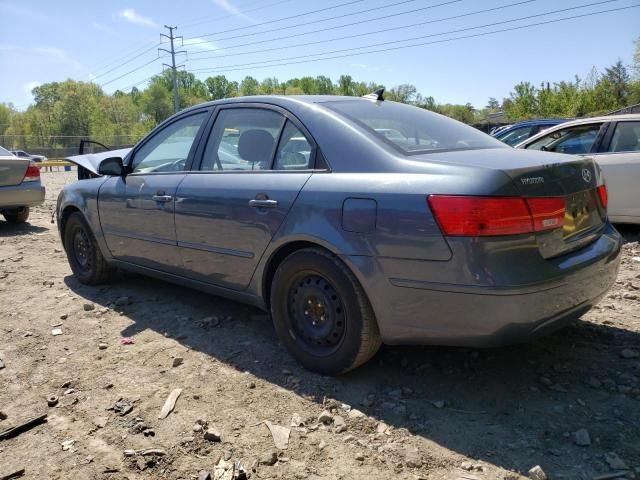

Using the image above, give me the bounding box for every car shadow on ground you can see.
[0,221,48,237]
[63,238,640,478]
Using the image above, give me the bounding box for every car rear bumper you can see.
[344,223,622,347]
[0,183,45,209]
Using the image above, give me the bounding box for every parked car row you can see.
[57,94,623,374]
[491,119,569,146]
[0,145,45,223]
[10,149,47,162]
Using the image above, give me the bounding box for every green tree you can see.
[603,60,631,106]
[240,76,260,96]
[140,81,172,124]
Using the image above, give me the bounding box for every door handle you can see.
[152,195,173,203]
[249,199,278,208]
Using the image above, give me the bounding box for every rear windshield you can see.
[325,100,506,154]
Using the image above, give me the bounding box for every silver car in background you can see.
[516,114,640,224]
[0,145,45,224]
[57,95,621,374]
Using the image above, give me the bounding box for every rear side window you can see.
[526,123,602,154]
[325,100,505,154]
[201,108,285,171]
[273,121,314,170]
[496,126,534,146]
[608,122,640,153]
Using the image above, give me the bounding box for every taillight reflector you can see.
[23,164,40,182]
[428,195,566,237]
[597,184,608,209]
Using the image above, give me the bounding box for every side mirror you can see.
[98,156,125,176]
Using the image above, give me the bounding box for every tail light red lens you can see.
[597,184,608,209]
[23,164,40,182]
[428,195,566,237]
[526,197,565,232]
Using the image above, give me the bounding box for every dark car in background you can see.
[493,119,569,146]
[57,95,621,374]
[1,145,45,223]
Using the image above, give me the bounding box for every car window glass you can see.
[273,121,313,170]
[131,112,207,173]
[608,122,640,153]
[497,126,534,146]
[201,108,285,171]
[525,124,602,154]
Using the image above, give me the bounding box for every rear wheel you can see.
[3,207,30,224]
[270,248,381,375]
[63,212,112,285]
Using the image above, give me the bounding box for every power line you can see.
[88,42,160,77]
[185,0,470,57]
[181,0,295,29]
[185,0,536,63]
[90,43,161,81]
[184,0,371,44]
[189,4,638,74]
[99,55,167,88]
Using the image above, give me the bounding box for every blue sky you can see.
[0,0,638,109]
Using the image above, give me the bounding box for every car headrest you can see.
[238,129,275,167]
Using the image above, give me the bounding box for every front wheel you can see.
[3,207,30,224]
[63,212,113,285]
[270,248,381,375]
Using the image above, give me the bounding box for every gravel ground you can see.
[0,170,639,480]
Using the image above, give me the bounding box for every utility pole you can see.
[159,25,186,114]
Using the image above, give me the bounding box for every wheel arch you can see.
[59,205,83,248]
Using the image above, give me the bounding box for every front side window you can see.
[608,122,640,153]
[131,112,207,173]
[201,108,285,171]
[525,123,602,154]
[325,100,505,154]
[496,126,534,146]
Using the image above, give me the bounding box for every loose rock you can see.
[204,427,222,442]
[198,471,212,480]
[574,428,591,446]
[620,349,639,359]
[172,357,184,368]
[260,451,278,466]
[528,465,548,480]
[83,303,95,311]
[317,410,333,424]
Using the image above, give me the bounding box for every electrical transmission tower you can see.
[159,25,187,114]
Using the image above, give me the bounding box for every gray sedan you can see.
[57,94,621,374]
[0,145,45,224]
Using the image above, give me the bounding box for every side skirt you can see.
[110,259,267,311]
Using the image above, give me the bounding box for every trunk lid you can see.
[416,148,606,257]
[0,156,29,186]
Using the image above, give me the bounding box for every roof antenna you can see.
[363,87,384,102]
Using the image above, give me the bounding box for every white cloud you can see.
[118,9,158,28]
[182,38,223,52]
[210,0,255,22]
[23,81,41,95]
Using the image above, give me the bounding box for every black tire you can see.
[63,212,112,285]
[270,248,381,375]
[3,207,30,224]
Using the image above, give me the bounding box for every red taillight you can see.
[597,184,608,209]
[526,197,565,232]
[23,164,40,182]
[428,195,566,237]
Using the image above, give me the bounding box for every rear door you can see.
[174,105,316,290]
[98,109,210,273]
[594,120,640,222]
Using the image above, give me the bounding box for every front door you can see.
[175,106,317,290]
[98,110,209,273]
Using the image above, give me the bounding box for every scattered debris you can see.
[0,411,7,421]
[432,400,446,409]
[0,358,5,370]
[574,428,592,446]
[172,357,184,368]
[158,388,182,419]
[47,395,59,407]
[98,343,108,350]
[93,417,108,429]
[120,337,135,345]
[260,451,278,466]
[620,349,639,359]
[0,414,47,441]
[290,413,304,427]
[204,426,222,442]
[604,452,628,471]
[528,465,548,480]
[318,410,333,424]
[61,439,76,452]
[214,458,235,480]
[51,328,63,336]
[0,468,25,480]
[347,408,365,419]
[83,303,95,311]
[108,398,135,416]
[263,421,290,449]
[123,448,167,457]
[199,471,212,480]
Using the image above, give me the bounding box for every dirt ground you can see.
[0,170,639,480]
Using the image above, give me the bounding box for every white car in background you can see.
[516,114,640,225]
